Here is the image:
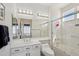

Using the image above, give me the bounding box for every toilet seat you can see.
[41,44,54,56]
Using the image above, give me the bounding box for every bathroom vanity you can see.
[10,39,41,56]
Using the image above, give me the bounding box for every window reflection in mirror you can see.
[12,17,18,39]
[23,24,31,38]
[12,17,32,39]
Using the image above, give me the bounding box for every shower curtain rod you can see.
[41,11,79,24]
[51,11,79,22]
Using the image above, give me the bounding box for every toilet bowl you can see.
[41,44,54,56]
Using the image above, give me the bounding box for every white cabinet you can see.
[30,44,40,56]
[11,43,41,56]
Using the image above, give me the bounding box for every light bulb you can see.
[18,9,22,13]
[23,10,26,13]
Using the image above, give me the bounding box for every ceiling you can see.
[39,3,69,8]
[14,3,69,8]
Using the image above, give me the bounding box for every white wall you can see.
[0,3,13,56]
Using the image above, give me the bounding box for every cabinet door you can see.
[30,44,40,56]
[30,49,40,56]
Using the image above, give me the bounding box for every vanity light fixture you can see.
[29,10,33,15]
[37,13,49,18]
[18,9,33,15]
[23,10,26,14]
[18,9,22,13]
[26,9,29,14]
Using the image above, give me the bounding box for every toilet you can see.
[41,43,54,56]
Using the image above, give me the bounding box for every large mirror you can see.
[12,16,32,39]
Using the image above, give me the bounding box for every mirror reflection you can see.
[12,17,32,39]
[12,17,18,39]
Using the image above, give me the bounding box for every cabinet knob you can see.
[35,46,38,48]
[26,53,30,56]
[15,49,19,52]
[26,48,30,49]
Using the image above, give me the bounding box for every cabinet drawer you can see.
[31,44,40,49]
[11,52,26,56]
[24,46,30,52]
[11,47,24,54]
